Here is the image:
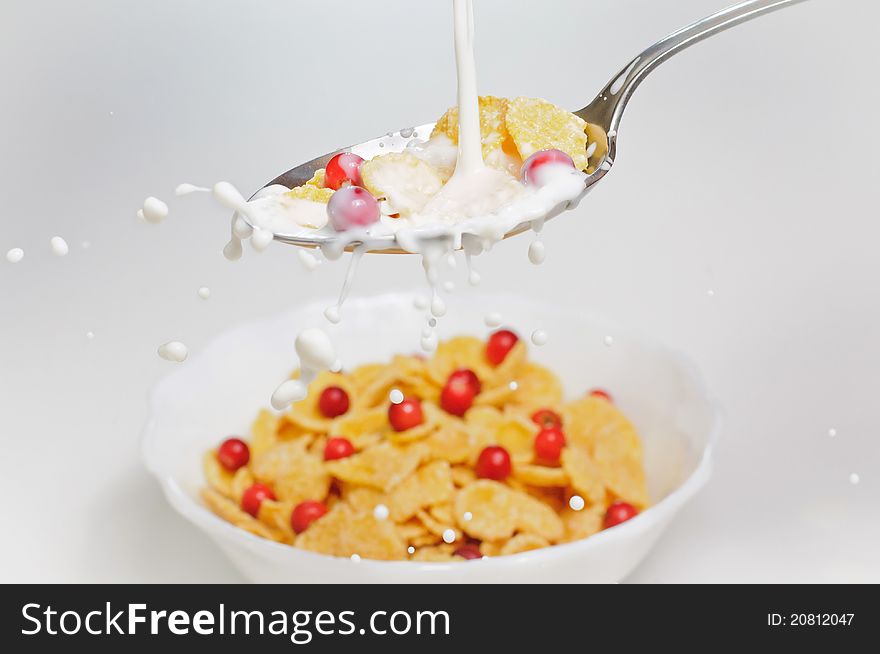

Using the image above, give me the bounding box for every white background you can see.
[1,0,877,583]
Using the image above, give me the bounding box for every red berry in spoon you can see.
[241,483,275,517]
[324,436,355,461]
[440,374,477,417]
[318,386,350,418]
[291,500,328,533]
[486,329,519,366]
[534,426,566,462]
[324,152,364,190]
[530,408,562,429]
[603,501,638,529]
[327,185,380,232]
[388,397,424,431]
[521,148,576,186]
[217,437,249,472]
[475,445,512,481]
[453,544,482,560]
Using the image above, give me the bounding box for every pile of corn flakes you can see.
[292,96,608,209]
[202,329,647,562]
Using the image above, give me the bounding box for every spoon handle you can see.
[576,0,809,136]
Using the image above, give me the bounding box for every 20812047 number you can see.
[767,613,854,626]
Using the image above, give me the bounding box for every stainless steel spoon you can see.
[248,0,808,253]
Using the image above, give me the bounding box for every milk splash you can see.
[270,328,336,411]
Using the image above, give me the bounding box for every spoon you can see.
[247,0,808,254]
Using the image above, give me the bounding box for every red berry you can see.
[240,483,275,517]
[324,152,364,190]
[453,544,482,560]
[448,368,481,394]
[324,436,355,461]
[603,501,638,529]
[217,438,249,472]
[327,185,380,232]
[590,389,613,402]
[440,373,477,417]
[475,445,512,481]
[318,386,350,418]
[291,500,328,534]
[534,427,566,462]
[521,148,576,186]
[388,397,424,432]
[486,329,519,366]
[530,408,562,429]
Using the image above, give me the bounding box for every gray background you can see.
[1,0,877,582]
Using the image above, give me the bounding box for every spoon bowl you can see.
[244,0,807,254]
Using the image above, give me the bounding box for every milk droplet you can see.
[6,248,24,264]
[324,306,341,324]
[849,473,860,485]
[251,227,273,251]
[86,331,95,340]
[442,529,456,544]
[212,181,247,211]
[158,341,188,363]
[469,270,481,286]
[462,511,473,522]
[421,325,434,339]
[295,329,337,372]
[175,183,210,196]
[373,504,390,520]
[707,289,716,298]
[400,127,415,138]
[230,216,252,241]
[197,286,211,300]
[431,294,447,317]
[142,196,169,224]
[528,240,546,265]
[389,389,404,404]
[508,381,519,391]
[484,312,503,327]
[271,379,307,411]
[828,428,837,438]
[330,358,343,373]
[421,332,438,352]
[50,237,69,257]
[136,209,145,221]
[531,329,548,346]
[569,495,585,511]
[350,554,361,563]
[407,546,415,555]
[443,281,455,293]
[413,295,429,310]
[298,249,320,271]
[222,237,243,261]
[603,335,614,347]
[446,253,457,268]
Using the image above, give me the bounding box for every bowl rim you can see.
[141,292,721,572]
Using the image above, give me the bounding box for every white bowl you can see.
[142,292,719,583]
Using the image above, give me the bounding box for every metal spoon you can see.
[248,0,808,253]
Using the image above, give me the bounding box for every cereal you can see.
[304,169,326,188]
[560,447,605,505]
[432,95,510,159]
[251,440,331,505]
[324,441,426,492]
[388,460,455,522]
[295,505,407,560]
[285,183,334,203]
[361,152,444,217]
[506,96,589,171]
[563,397,648,507]
[202,332,647,561]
